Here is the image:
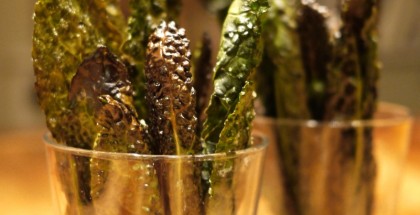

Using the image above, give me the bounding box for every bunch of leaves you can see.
[254,0,380,214]
[33,0,268,214]
[258,0,379,120]
[32,0,185,212]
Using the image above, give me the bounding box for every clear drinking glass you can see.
[44,134,267,215]
[254,102,412,215]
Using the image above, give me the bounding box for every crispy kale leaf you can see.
[258,1,380,214]
[33,1,124,206]
[33,0,101,147]
[123,0,183,118]
[201,0,268,214]
[205,80,256,214]
[91,96,163,214]
[68,46,137,148]
[261,1,331,214]
[145,21,198,155]
[201,0,268,151]
[70,46,163,214]
[69,46,144,152]
[216,80,256,152]
[92,96,148,153]
[33,0,132,148]
[69,46,135,109]
[145,21,203,215]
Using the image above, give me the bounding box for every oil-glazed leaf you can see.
[145,21,198,155]
[201,0,268,150]
[145,21,203,215]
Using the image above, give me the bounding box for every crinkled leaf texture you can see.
[202,0,268,151]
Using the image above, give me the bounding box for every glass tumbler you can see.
[254,102,412,215]
[44,134,268,215]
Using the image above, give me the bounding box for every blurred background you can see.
[0,0,419,131]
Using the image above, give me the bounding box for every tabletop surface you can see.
[0,117,419,215]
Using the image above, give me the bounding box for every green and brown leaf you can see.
[145,21,198,155]
[33,1,125,206]
[33,0,102,147]
[145,21,203,215]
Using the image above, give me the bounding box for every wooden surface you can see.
[0,117,419,214]
[0,128,53,215]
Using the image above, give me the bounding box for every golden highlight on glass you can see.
[255,103,412,215]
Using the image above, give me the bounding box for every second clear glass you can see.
[255,102,412,215]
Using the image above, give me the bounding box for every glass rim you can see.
[43,132,268,160]
[254,102,412,128]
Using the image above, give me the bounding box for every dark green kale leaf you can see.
[204,80,256,214]
[216,80,256,152]
[201,0,269,151]
[201,0,268,213]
